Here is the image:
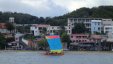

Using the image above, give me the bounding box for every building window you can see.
[76,40,78,42]
[98,22,100,25]
[69,30,70,33]
[50,30,52,33]
[82,40,84,42]
[79,40,81,42]
[94,27,95,30]
[95,22,97,25]
[98,27,100,30]
[40,31,42,33]
[39,27,42,30]
[71,36,73,38]
[70,19,73,22]
[35,26,37,29]
[52,27,54,29]
[58,27,60,29]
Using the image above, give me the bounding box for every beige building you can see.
[102,19,113,34]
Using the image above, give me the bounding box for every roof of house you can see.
[91,35,102,39]
[0,23,6,29]
[32,24,50,27]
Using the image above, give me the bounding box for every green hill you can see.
[0,6,113,25]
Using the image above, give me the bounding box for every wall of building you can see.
[68,18,102,34]
[30,26,40,36]
[70,34,102,44]
[104,26,113,34]
[91,20,102,34]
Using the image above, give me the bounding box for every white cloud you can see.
[53,0,113,11]
[0,0,113,17]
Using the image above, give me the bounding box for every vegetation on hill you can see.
[0,33,6,49]
[0,6,113,26]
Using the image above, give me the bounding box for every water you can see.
[0,51,113,64]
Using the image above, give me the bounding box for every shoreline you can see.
[0,50,113,53]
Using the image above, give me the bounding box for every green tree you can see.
[37,39,48,50]
[59,25,65,35]
[6,22,15,33]
[0,33,6,49]
[23,34,35,40]
[72,23,88,34]
[61,32,71,49]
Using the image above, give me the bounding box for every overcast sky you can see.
[0,0,113,17]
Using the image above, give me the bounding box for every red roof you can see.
[0,23,6,29]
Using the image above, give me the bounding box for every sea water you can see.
[0,51,113,64]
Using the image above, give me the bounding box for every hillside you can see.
[0,6,113,25]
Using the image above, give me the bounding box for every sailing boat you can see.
[45,35,64,55]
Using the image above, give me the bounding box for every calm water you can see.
[0,51,113,64]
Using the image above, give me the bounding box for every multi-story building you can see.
[104,26,113,34]
[70,34,102,43]
[68,18,102,34]
[102,19,113,34]
[68,18,113,34]
[91,20,102,34]
[30,24,50,36]
[70,34,102,50]
[30,18,113,36]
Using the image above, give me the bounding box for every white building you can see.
[68,18,113,34]
[30,24,71,36]
[102,19,113,34]
[104,26,113,34]
[47,26,71,35]
[30,24,49,36]
[91,20,102,34]
[30,18,113,36]
[9,17,15,23]
[68,18,102,34]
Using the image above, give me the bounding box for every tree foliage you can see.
[5,22,15,33]
[61,32,71,48]
[0,6,113,26]
[0,33,6,49]
[72,23,88,34]
[37,39,48,50]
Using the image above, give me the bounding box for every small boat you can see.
[45,35,64,56]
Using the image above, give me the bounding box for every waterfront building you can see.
[70,34,102,50]
[70,34,102,44]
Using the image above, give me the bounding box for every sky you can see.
[0,0,113,17]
